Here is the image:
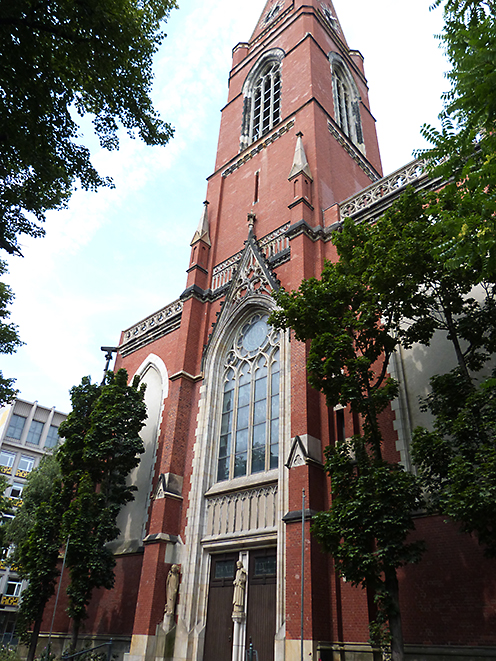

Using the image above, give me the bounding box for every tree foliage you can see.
[0,0,177,253]
[0,473,13,551]
[334,185,496,559]
[412,367,496,557]
[0,261,22,405]
[270,169,496,656]
[398,0,496,557]
[8,369,146,656]
[57,368,147,646]
[270,233,425,659]
[419,0,496,279]
[7,455,65,661]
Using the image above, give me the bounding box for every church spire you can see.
[250,0,347,45]
[190,200,211,246]
[288,132,313,181]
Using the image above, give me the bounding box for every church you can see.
[43,1,496,660]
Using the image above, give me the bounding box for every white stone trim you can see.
[328,51,364,153]
[175,298,290,661]
[133,353,169,399]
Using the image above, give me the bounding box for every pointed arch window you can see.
[240,50,284,151]
[329,53,364,150]
[217,313,280,482]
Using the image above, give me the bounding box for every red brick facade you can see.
[40,2,496,660]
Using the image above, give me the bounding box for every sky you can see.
[2,0,448,413]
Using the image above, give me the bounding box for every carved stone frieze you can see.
[339,159,427,219]
[204,483,278,539]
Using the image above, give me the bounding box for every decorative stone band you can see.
[222,120,295,178]
[204,483,278,539]
[327,120,381,182]
[212,224,290,291]
[120,299,183,356]
[340,159,426,219]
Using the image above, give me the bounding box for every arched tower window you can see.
[329,52,364,151]
[240,50,284,151]
[217,313,280,482]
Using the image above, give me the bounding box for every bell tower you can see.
[167,4,384,661]
[116,3,384,661]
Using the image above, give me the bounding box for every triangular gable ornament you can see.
[286,435,309,469]
[229,214,281,306]
[154,474,167,500]
[205,213,281,355]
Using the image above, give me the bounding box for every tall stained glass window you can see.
[217,313,280,482]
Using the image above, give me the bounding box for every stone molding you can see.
[327,119,380,181]
[339,159,427,219]
[120,300,183,356]
[222,120,295,178]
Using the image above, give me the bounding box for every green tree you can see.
[0,0,177,254]
[270,178,496,658]
[57,368,147,647]
[0,261,23,405]
[332,187,496,560]
[0,473,13,551]
[420,0,496,280]
[412,370,496,557]
[6,370,146,657]
[270,246,425,661]
[393,0,496,556]
[5,454,64,661]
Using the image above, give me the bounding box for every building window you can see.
[26,420,43,445]
[16,455,34,478]
[2,580,22,606]
[217,313,280,482]
[6,415,25,441]
[240,50,284,151]
[9,483,23,500]
[329,53,364,149]
[4,581,21,598]
[0,452,15,476]
[44,425,59,449]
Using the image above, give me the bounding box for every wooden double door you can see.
[203,549,276,661]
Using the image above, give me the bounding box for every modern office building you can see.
[0,399,66,644]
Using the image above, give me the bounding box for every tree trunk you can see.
[442,301,472,384]
[26,616,42,661]
[384,566,404,661]
[71,619,80,651]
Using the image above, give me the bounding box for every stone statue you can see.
[232,560,247,617]
[165,564,180,616]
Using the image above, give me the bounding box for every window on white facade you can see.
[10,483,23,500]
[0,452,15,470]
[217,313,280,482]
[26,420,43,445]
[17,456,34,475]
[240,52,283,151]
[44,425,59,449]
[6,415,25,441]
[4,581,21,597]
[329,54,364,149]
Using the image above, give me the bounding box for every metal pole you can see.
[301,488,305,661]
[48,535,70,656]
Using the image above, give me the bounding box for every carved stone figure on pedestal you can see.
[232,560,247,622]
[162,564,180,632]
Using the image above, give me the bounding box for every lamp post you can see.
[100,346,119,384]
